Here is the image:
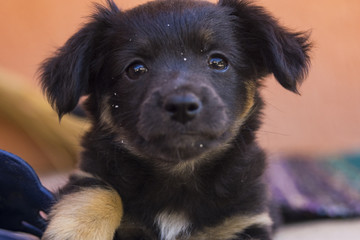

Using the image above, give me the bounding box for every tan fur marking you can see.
[169,142,235,176]
[42,188,123,240]
[170,158,197,175]
[189,212,272,240]
[230,81,257,136]
[100,96,115,128]
[239,81,257,121]
[100,96,145,158]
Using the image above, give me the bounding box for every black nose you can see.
[164,94,202,124]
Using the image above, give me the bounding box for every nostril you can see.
[187,102,200,113]
[164,94,202,124]
[165,101,200,115]
[165,102,179,114]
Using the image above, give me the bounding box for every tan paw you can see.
[42,188,123,240]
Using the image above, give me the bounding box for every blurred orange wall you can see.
[0,0,359,155]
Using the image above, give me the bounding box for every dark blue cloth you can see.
[0,150,54,239]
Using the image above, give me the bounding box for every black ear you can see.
[39,0,119,118]
[220,0,311,93]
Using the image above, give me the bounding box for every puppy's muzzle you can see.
[135,81,231,161]
[164,93,202,124]
[137,83,229,141]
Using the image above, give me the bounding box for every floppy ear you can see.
[39,0,120,118]
[219,0,311,93]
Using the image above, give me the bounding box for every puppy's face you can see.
[106,2,247,162]
[40,0,310,164]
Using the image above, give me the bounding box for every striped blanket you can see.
[268,153,360,221]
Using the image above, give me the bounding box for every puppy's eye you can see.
[126,62,148,80]
[208,55,229,71]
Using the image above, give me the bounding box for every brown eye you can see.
[208,55,229,71]
[126,62,148,80]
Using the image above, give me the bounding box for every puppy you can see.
[39,0,310,239]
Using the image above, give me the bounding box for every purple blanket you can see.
[268,153,360,221]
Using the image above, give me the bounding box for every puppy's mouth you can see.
[134,112,231,162]
[133,106,233,162]
[136,130,230,162]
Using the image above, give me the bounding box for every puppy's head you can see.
[40,0,310,163]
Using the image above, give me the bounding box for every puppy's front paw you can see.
[42,188,123,240]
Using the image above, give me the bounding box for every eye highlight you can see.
[126,62,148,80]
[208,55,229,71]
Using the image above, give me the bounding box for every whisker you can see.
[257,129,290,136]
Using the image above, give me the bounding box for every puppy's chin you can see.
[134,132,231,163]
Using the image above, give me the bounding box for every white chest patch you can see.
[155,211,191,240]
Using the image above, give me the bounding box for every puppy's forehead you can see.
[120,1,236,54]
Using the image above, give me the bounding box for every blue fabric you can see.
[0,150,54,238]
[0,230,35,240]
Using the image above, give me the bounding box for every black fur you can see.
[40,0,310,239]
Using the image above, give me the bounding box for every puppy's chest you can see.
[155,211,192,240]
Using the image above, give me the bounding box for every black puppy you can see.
[40,0,310,239]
